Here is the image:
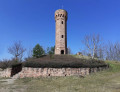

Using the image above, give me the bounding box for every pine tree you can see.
[33,44,45,58]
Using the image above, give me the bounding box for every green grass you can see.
[0,61,120,92]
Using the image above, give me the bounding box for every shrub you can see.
[0,59,19,69]
[23,55,108,68]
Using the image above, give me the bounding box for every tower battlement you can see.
[55,9,67,21]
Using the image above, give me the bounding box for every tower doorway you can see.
[61,50,64,54]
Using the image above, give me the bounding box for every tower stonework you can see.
[55,9,67,55]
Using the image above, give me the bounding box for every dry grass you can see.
[0,61,120,92]
[23,55,107,68]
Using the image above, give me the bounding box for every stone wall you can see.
[0,66,108,78]
[13,68,89,78]
[0,68,11,77]
[13,66,108,78]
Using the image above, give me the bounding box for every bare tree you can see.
[82,34,101,59]
[105,42,113,60]
[67,47,72,55]
[97,45,105,60]
[106,42,120,61]
[8,41,26,61]
[27,48,33,58]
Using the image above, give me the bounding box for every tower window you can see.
[60,14,62,17]
[61,21,63,24]
[61,35,64,38]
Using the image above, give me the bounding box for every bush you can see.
[0,59,19,69]
[23,55,108,68]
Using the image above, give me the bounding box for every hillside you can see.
[0,61,120,92]
[23,55,108,68]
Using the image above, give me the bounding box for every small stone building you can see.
[76,52,83,56]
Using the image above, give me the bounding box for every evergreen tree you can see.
[47,46,55,55]
[33,44,45,58]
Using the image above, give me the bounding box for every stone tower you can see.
[55,9,67,54]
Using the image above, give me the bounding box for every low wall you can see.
[0,68,11,77]
[13,66,108,78]
[0,66,108,78]
[14,68,89,78]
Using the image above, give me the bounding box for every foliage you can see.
[46,46,55,55]
[0,59,19,69]
[33,44,45,58]
[23,55,108,68]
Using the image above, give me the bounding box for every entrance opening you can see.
[11,63,22,77]
[61,50,64,54]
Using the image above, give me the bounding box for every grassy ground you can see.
[0,61,120,92]
[23,55,107,68]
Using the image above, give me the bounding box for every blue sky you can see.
[0,0,120,60]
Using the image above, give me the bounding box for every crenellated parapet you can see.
[55,9,67,21]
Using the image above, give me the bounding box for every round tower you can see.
[55,9,67,54]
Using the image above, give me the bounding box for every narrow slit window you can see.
[61,35,64,38]
[61,21,63,24]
